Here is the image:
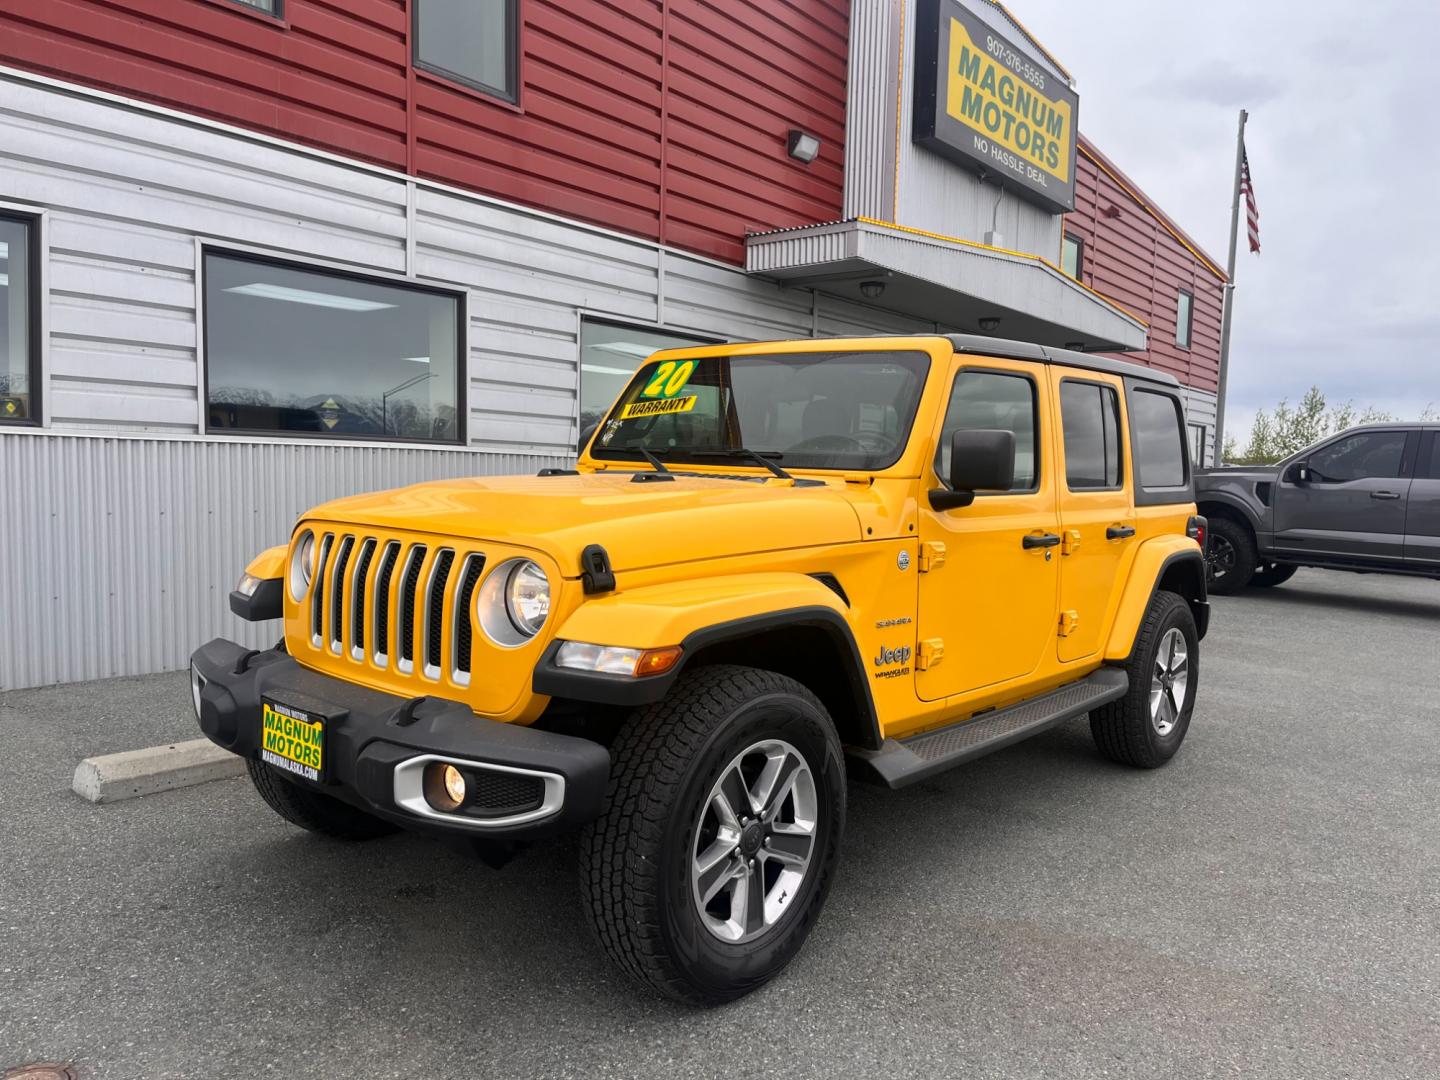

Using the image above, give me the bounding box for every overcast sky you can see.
[1019,0,1440,440]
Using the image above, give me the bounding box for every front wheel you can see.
[1205,516,1257,594]
[579,665,846,1005]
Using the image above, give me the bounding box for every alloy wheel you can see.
[691,739,817,944]
[1149,627,1189,736]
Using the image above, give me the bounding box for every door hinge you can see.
[918,541,947,572]
[1061,529,1082,555]
[1058,610,1080,637]
[917,638,945,670]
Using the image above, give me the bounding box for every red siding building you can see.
[0,0,1227,685]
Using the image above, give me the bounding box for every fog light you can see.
[236,573,262,598]
[423,762,467,812]
[189,663,206,720]
[555,641,682,677]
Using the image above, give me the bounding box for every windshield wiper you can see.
[691,448,797,483]
[625,444,674,483]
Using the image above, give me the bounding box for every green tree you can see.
[1226,386,1398,465]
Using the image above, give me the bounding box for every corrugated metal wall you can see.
[0,433,565,689]
[1071,142,1227,394]
[842,0,1065,257]
[0,71,925,687]
[0,0,850,268]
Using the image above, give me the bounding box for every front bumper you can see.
[190,638,610,840]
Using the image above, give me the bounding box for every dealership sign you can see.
[912,0,1079,214]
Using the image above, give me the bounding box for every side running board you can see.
[848,668,1129,789]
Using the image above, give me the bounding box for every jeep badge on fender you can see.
[191,334,1208,1005]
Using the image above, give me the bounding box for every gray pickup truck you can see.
[1196,423,1440,593]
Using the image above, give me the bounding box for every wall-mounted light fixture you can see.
[978,316,1001,332]
[859,280,886,299]
[787,129,821,164]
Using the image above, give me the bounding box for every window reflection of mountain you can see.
[209,388,455,439]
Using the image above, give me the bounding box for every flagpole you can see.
[1213,107,1248,465]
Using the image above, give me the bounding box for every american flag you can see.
[1240,145,1260,253]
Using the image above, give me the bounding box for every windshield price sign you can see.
[912,0,1078,214]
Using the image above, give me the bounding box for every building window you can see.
[414,0,519,103]
[203,252,464,443]
[226,0,281,15]
[1131,388,1188,489]
[1175,289,1194,349]
[579,319,716,448]
[1189,423,1206,467]
[1061,233,1083,279]
[1060,380,1122,489]
[0,213,38,425]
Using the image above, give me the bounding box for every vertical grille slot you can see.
[328,536,354,654]
[309,534,334,647]
[452,554,486,685]
[349,538,376,661]
[372,541,400,667]
[423,549,456,679]
[397,544,428,674]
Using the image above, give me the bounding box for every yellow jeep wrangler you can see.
[192,334,1208,1003]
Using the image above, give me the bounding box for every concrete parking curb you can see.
[72,739,244,804]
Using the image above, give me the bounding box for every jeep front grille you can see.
[302,531,485,686]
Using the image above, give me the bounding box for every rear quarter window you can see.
[1130,388,1189,492]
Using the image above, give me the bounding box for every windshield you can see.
[590,350,930,471]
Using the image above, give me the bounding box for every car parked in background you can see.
[1196,424,1440,593]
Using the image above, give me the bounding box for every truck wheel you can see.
[1250,562,1297,588]
[1090,591,1198,769]
[246,759,396,840]
[579,664,846,1005]
[1204,516,1256,594]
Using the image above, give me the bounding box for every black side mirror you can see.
[930,429,1015,511]
[1286,460,1310,484]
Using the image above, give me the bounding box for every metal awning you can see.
[745,218,1148,353]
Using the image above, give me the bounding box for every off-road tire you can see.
[1205,516,1257,594]
[246,759,397,840]
[1090,590,1198,768]
[1250,562,1298,588]
[579,664,846,1005]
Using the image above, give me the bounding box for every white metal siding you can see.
[844,0,1065,258]
[0,433,565,689]
[0,71,949,687]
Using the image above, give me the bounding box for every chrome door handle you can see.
[1023,532,1061,549]
[1371,491,1401,500]
[1106,525,1137,540]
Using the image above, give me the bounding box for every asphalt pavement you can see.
[2,569,1438,1079]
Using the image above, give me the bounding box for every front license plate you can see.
[259,699,326,783]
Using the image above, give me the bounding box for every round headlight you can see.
[289,530,315,602]
[505,560,550,637]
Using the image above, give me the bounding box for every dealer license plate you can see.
[259,698,326,783]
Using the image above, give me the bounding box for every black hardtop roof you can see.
[942,334,1181,388]
[665,334,1182,389]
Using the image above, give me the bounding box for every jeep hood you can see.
[305,471,866,574]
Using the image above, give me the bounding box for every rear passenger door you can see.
[1272,430,1416,560]
[1404,430,1440,567]
[1052,370,1133,662]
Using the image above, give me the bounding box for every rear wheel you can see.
[1090,591,1198,768]
[1205,516,1257,594]
[246,759,396,840]
[579,665,845,1005]
[1250,562,1298,588]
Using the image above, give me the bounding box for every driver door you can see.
[916,359,1060,702]
[1273,429,1417,560]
